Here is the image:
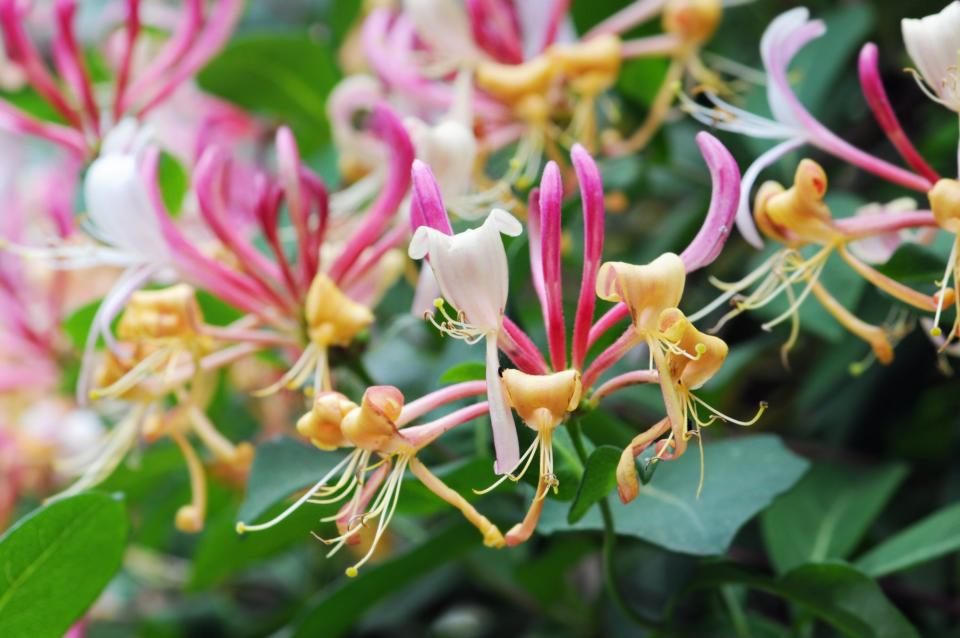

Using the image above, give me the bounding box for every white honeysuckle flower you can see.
[83,120,170,265]
[406,117,478,210]
[409,208,523,474]
[902,2,960,112]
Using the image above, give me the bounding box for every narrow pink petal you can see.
[299,167,330,281]
[336,463,389,533]
[858,43,939,184]
[276,126,314,286]
[329,103,414,284]
[195,148,296,310]
[411,160,454,234]
[526,187,548,316]
[0,0,81,128]
[582,325,638,390]
[539,161,566,371]
[137,0,242,117]
[835,210,938,239]
[587,302,629,349]
[570,144,604,370]
[52,0,99,134]
[401,402,490,449]
[123,0,202,113]
[112,0,141,121]
[500,317,550,375]
[465,0,523,64]
[340,223,407,294]
[679,132,741,272]
[541,0,571,51]
[592,369,659,401]
[141,148,264,314]
[0,100,86,156]
[586,0,666,38]
[397,380,487,426]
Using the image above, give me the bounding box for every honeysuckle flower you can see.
[412,131,743,540]
[409,204,523,474]
[52,284,256,533]
[693,159,944,365]
[361,0,728,188]
[681,7,934,248]
[927,179,960,346]
[236,382,502,576]
[901,2,960,113]
[0,0,242,158]
[848,199,928,266]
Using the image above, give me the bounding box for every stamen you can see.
[931,237,959,337]
[252,343,319,397]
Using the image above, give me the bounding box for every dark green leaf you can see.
[438,360,486,384]
[0,492,128,638]
[875,243,947,283]
[238,436,345,523]
[677,562,919,638]
[855,503,960,578]
[291,523,477,638]
[538,435,808,555]
[761,462,907,573]
[197,34,339,153]
[567,445,620,524]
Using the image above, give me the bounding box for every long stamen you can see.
[236,451,357,533]
[345,456,409,576]
[252,343,319,397]
[931,237,959,337]
[473,435,539,495]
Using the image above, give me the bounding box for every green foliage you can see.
[540,435,808,555]
[197,34,340,153]
[761,462,907,573]
[567,445,620,523]
[856,504,960,577]
[0,493,127,638]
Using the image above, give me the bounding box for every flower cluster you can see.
[4,0,960,591]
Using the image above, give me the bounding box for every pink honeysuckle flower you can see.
[410,132,744,543]
[847,198,932,266]
[681,7,934,248]
[236,381,503,576]
[0,0,242,158]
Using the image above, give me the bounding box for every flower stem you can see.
[567,418,663,632]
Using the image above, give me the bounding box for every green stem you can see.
[567,418,663,633]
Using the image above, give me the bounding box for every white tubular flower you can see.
[406,117,478,206]
[902,2,960,112]
[83,118,169,264]
[409,209,523,473]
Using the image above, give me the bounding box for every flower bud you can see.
[755,159,840,245]
[305,274,375,347]
[501,369,582,431]
[929,178,960,233]
[596,253,686,333]
[296,392,356,450]
[340,386,405,453]
[663,0,722,46]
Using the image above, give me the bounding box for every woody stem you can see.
[567,418,662,630]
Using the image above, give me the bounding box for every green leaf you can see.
[538,435,808,555]
[567,446,620,524]
[0,492,128,638]
[438,360,486,384]
[677,562,919,638]
[158,151,189,217]
[876,243,946,283]
[290,523,477,638]
[197,34,340,153]
[238,436,345,524]
[61,299,102,351]
[761,462,907,574]
[855,503,960,578]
